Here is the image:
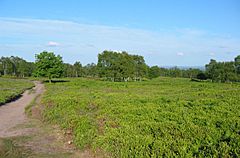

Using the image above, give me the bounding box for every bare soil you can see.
[0,81,44,137]
[0,81,99,158]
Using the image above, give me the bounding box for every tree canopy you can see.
[205,57,240,82]
[97,50,148,81]
[0,56,35,77]
[34,51,64,82]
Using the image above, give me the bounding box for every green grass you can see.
[0,137,31,158]
[0,78,34,105]
[25,94,40,117]
[42,77,240,157]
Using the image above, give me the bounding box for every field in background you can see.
[42,77,240,157]
[0,78,34,105]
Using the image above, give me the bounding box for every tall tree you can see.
[73,61,83,77]
[235,55,240,74]
[97,50,147,81]
[132,55,148,81]
[205,57,240,82]
[83,63,97,77]
[63,63,75,77]
[149,66,161,79]
[35,51,63,83]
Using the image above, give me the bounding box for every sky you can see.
[0,0,239,66]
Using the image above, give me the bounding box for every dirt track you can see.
[0,81,97,157]
[0,81,44,137]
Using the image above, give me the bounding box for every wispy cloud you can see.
[0,17,239,66]
[177,52,184,56]
[209,52,215,56]
[47,41,60,47]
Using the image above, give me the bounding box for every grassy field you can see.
[42,77,240,157]
[0,78,34,105]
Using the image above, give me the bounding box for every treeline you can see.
[148,55,240,82]
[0,56,35,77]
[205,56,240,82]
[0,56,97,78]
[63,62,97,78]
[0,51,240,82]
[148,66,203,79]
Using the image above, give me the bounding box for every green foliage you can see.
[42,77,240,157]
[34,51,64,82]
[235,55,240,74]
[205,55,240,82]
[0,56,35,77]
[148,66,203,79]
[0,78,34,105]
[0,138,31,158]
[197,72,207,80]
[73,61,83,77]
[97,50,148,81]
[149,66,161,78]
[83,63,98,77]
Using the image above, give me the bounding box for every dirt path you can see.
[0,81,44,137]
[0,81,97,158]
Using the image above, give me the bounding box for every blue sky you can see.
[0,0,239,66]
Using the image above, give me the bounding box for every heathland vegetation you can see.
[0,51,240,157]
[42,77,240,157]
[0,78,34,105]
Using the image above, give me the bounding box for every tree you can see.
[205,57,240,82]
[148,66,160,79]
[235,55,240,74]
[97,50,147,81]
[73,61,83,77]
[0,56,35,77]
[196,72,207,80]
[205,59,218,81]
[63,63,75,77]
[132,55,148,81]
[83,63,97,77]
[35,51,63,83]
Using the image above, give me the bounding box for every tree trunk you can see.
[49,75,52,83]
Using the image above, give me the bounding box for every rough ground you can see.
[0,81,44,137]
[0,81,97,158]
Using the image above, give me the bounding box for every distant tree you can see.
[205,57,240,82]
[0,56,35,77]
[132,55,148,81]
[220,62,237,82]
[83,63,98,77]
[235,55,240,74]
[63,63,75,77]
[0,57,12,75]
[97,50,147,81]
[183,68,202,78]
[196,72,207,80]
[205,59,218,81]
[169,67,182,77]
[149,66,160,79]
[73,61,83,77]
[35,51,63,83]
[17,60,35,77]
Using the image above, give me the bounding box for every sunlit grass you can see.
[0,78,34,105]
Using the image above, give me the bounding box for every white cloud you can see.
[47,41,60,47]
[0,17,239,66]
[177,52,184,56]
